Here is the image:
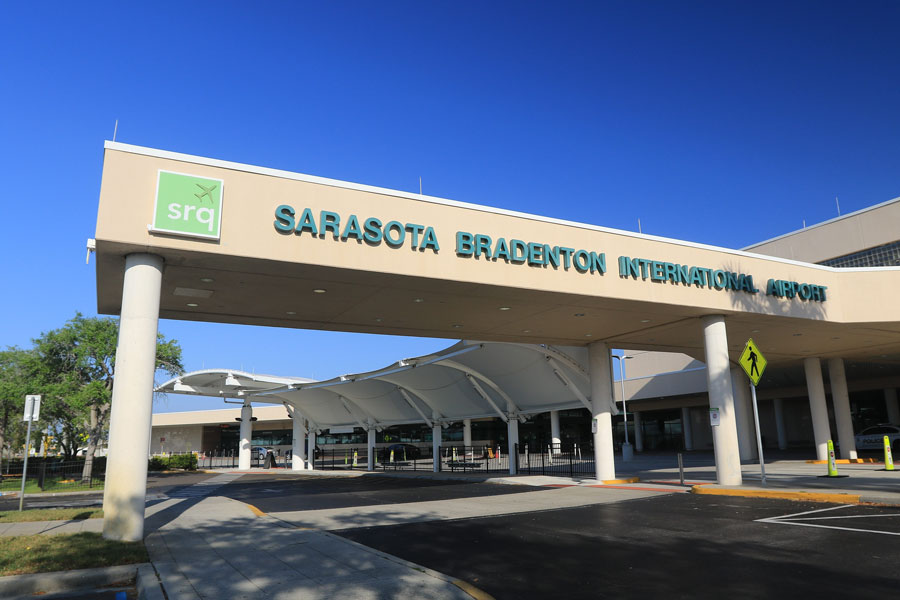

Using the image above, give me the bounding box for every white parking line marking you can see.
[756,504,900,536]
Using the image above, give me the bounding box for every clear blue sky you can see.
[2,2,898,412]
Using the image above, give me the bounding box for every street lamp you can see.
[612,354,633,461]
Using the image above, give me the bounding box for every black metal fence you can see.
[0,458,106,493]
[198,450,238,470]
[517,442,596,477]
[192,442,596,478]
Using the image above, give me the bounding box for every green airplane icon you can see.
[194,183,217,203]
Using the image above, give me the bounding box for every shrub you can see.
[148,457,167,471]
[167,454,197,470]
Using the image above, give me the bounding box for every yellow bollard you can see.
[826,440,839,477]
[452,447,458,461]
[344,450,348,465]
[884,436,895,471]
[389,449,395,463]
[352,450,358,467]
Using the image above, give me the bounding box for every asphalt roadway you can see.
[338,493,900,600]
[218,472,554,512]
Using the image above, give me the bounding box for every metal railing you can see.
[518,442,595,477]
[0,458,106,493]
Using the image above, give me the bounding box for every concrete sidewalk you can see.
[145,494,478,600]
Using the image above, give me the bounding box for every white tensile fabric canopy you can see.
[155,341,615,431]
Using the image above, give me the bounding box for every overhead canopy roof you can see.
[95,142,900,367]
[156,341,601,430]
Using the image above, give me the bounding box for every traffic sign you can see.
[23,395,41,422]
[739,338,767,386]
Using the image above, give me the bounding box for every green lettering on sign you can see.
[153,171,224,240]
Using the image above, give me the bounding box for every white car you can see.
[854,425,900,451]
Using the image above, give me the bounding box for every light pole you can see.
[612,354,633,461]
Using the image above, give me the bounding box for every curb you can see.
[690,486,861,504]
[0,562,146,598]
[137,563,166,600]
[805,458,878,464]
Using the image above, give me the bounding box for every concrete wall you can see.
[150,425,203,454]
[745,197,900,263]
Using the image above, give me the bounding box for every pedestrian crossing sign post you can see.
[739,339,768,486]
[739,338,767,386]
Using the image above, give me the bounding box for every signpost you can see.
[20,395,41,511]
[739,339,767,485]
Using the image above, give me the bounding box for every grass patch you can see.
[0,477,104,494]
[0,532,147,576]
[0,508,103,523]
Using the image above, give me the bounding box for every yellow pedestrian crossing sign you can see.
[739,338,767,386]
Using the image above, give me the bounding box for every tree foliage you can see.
[1,314,184,471]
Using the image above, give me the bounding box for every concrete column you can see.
[307,428,316,470]
[102,253,163,542]
[885,389,900,424]
[463,418,472,447]
[633,411,643,452]
[507,417,519,475]
[291,414,306,472]
[803,357,831,461]
[238,403,252,470]
[588,342,616,482]
[701,315,742,485]
[367,428,375,471]
[550,410,561,454]
[682,407,694,451]
[432,422,442,472]
[731,368,757,460]
[827,358,857,460]
[773,398,788,450]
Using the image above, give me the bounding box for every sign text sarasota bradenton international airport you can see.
[273,206,827,302]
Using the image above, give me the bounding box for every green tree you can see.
[31,314,184,481]
[0,348,33,462]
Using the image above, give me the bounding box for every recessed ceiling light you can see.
[751,329,760,333]
[186,303,199,307]
[452,324,463,328]
[413,298,425,303]
[522,329,531,333]
[200,277,215,283]
[313,288,327,294]
[498,306,511,311]
[640,319,651,323]
[585,333,593,338]
[375,317,384,322]
[574,313,585,317]
[286,311,296,315]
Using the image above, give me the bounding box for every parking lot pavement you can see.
[265,483,671,531]
[338,493,900,600]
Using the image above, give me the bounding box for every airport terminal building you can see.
[93,142,900,540]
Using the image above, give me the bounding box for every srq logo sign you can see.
[151,171,224,240]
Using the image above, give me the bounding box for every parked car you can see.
[251,446,274,460]
[854,424,900,451]
[380,444,420,462]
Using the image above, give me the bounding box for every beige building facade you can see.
[94,141,900,540]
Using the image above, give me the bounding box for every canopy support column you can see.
[102,253,163,542]
[702,315,742,485]
[589,341,616,482]
[828,358,857,460]
[239,403,252,470]
[291,413,306,472]
[804,357,831,461]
